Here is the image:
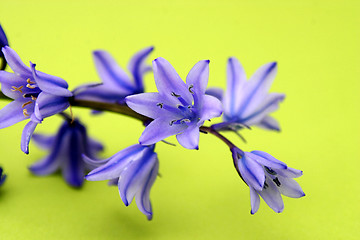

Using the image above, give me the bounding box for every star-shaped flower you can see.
[85,144,159,220]
[126,58,222,149]
[29,119,103,187]
[0,46,73,153]
[74,47,153,104]
[232,147,304,214]
[208,57,284,132]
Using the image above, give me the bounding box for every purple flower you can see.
[0,47,73,154]
[209,57,285,132]
[74,47,154,104]
[232,147,304,214]
[126,58,222,149]
[29,119,103,187]
[0,167,6,186]
[0,24,9,70]
[85,144,159,220]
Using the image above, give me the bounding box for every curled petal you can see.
[205,87,223,101]
[198,95,223,124]
[139,117,187,145]
[176,124,199,150]
[235,152,265,191]
[258,178,284,213]
[276,167,303,178]
[93,50,135,92]
[0,71,25,85]
[34,92,70,120]
[277,176,305,198]
[30,63,72,97]
[249,187,260,214]
[0,99,32,128]
[2,46,32,76]
[249,151,287,170]
[186,60,210,106]
[74,84,132,102]
[256,116,280,131]
[127,46,154,91]
[21,121,38,154]
[152,57,192,105]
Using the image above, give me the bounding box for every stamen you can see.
[31,96,37,101]
[23,109,30,117]
[26,78,36,84]
[11,86,23,93]
[188,84,194,94]
[273,177,281,187]
[265,167,277,175]
[263,182,269,189]
[171,92,181,98]
[180,119,191,123]
[22,101,33,108]
[26,84,36,89]
[169,120,177,126]
[156,103,163,108]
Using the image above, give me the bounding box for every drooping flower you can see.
[208,57,285,132]
[0,167,6,186]
[29,119,103,187]
[0,24,9,70]
[85,144,159,220]
[73,46,154,104]
[0,46,73,154]
[231,147,304,214]
[126,58,223,149]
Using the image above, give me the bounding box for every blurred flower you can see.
[0,24,9,70]
[208,57,284,132]
[0,167,6,186]
[0,46,73,153]
[126,58,222,149]
[85,144,159,220]
[231,147,304,214]
[29,119,103,187]
[73,46,153,104]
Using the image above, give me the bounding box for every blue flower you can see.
[231,147,304,214]
[0,167,6,186]
[208,57,285,132]
[0,24,9,70]
[29,119,103,187]
[85,144,159,220]
[0,46,73,154]
[126,58,223,149]
[74,46,154,104]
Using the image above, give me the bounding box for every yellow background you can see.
[0,0,359,239]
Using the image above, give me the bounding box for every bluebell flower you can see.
[0,24,9,70]
[126,58,223,149]
[85,144,159,220]
[29,119,103,187]
[208,57,285,132]
[0,167,6,186]
[232,147,304,214]
[74,47,154,104]
[0,46,73,154]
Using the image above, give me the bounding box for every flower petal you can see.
[0,24,8,49]
[32,133,55,149]
[223,57,247,118]
[34,92,70,120]
[21,121,38,154]
[152,57,192,105]
[74,83,132,102]
[205,87,223,101]
[258,178,284,213]
[139,117,187,145]
[198,95,223,124]
[93,50,135,92]
[85,145,145,181]
[176,124,199,150]
[276,167,303,178]
[0,99,33,128]
[236,152,265,191]
[186,60,209,106]
[30,63,72,97]
[2,46,32,76]
[256,116,280,131]
[277,176,305,198]
[135,158,159,220]
[249,186,260,214]
[249,151,287,170]
[127,46,154,91]
[237,62,277,118]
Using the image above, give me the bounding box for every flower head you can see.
[0,24,9,70]
[0,47,73,153]
[74,46,153,104]
[29,119,103,187]
[0,167,6,186]
[85,144,159,220]
[232,147,304,214]
[209,57,284,132]
[126,58,222,149]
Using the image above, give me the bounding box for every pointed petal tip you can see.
[250,210,256,215]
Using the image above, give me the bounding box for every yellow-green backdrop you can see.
[0,0,359,239]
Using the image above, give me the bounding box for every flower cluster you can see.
[0,25,304,220]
